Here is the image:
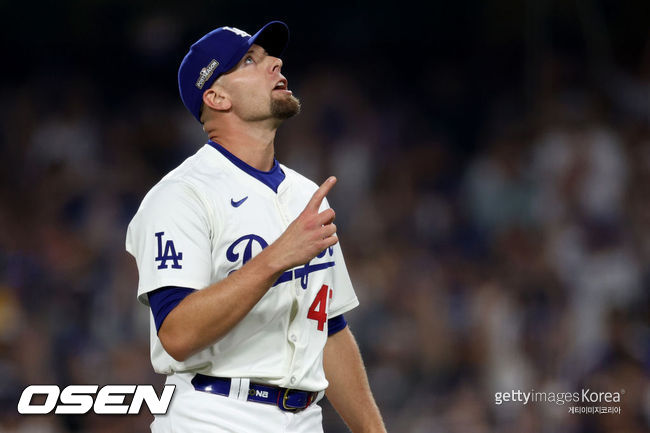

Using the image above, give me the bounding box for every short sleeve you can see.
[126,180,214,305]
[327,314,347,336]
[148,286,197,332]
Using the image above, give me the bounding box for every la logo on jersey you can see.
[154,232,183,269]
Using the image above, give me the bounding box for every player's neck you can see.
[206,119,278,172]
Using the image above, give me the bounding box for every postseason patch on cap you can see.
[195,59,220,90]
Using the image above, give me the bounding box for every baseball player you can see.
[125,21,386,432]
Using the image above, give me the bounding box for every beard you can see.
[270,94,301,119]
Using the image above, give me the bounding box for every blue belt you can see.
[191,374,319,412]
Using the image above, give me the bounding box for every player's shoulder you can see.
[134,145,225,216]
[152,144,230,190]
[161,144,229,187]
[280,163,320,193]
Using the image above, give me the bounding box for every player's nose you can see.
[270,56,283,73]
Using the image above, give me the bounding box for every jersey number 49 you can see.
[307,284,332,331]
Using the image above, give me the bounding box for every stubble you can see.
[270,94,301,119]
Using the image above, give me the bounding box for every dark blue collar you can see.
[208,140,285,193]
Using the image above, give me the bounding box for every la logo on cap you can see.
[222,27,250,38]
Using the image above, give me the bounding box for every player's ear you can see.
[202,84,231,112]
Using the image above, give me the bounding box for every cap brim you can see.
[249,21,289,57]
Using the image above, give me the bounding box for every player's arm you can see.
[158,177,338,362]
[323,326,387,433]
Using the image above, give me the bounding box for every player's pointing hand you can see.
[271,176,338,270]
[307,176,337,212]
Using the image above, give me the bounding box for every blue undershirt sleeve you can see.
[148,286,197,333]
[327,314,347,336]
[149,287,347,336]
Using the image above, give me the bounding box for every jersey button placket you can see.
[294,279,302,297]
[273,189,292,229]
[275,190,303,299]
[278,185,302,388]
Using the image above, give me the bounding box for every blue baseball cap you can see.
[178,21,290,122]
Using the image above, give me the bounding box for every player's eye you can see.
[244,56,254,65]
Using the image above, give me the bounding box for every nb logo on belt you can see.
[249,389,269,398]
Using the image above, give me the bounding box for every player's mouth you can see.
[272,79,292,95]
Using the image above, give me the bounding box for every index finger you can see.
[306,176,337,212]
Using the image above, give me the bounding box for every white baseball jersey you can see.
[125,142,359,392]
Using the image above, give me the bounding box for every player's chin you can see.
[270,94,301,119]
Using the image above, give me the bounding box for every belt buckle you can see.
[281,388,300,412]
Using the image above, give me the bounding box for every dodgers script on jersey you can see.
[126,142,359,392]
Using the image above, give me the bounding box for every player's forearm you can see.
[159,243,287,361]
[324,327,387,433]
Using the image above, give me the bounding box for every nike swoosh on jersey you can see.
[231,196,249,207]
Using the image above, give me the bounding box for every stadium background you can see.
[0,1,648,431]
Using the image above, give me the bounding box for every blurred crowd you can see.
[1,12,649,433]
